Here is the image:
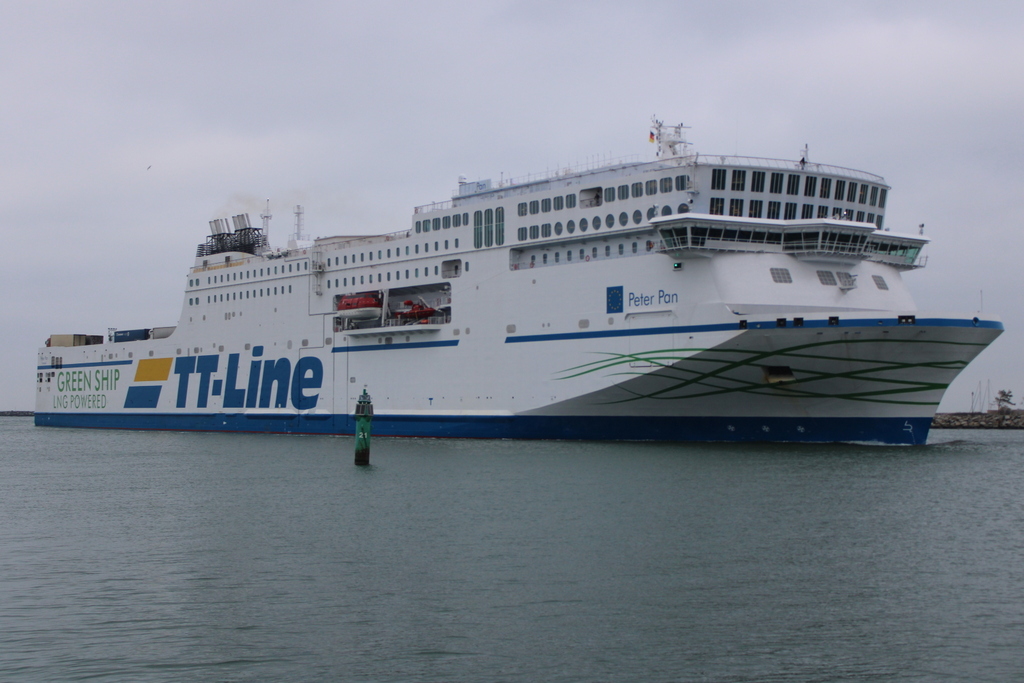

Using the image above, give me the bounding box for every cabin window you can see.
[415,268,419,277]
[605,245,611,257]
[423,243,428,253]
[474,211,483,249]
[443,216,451,229]
[859,184,869,204]
[518,227,528,241]
[837,272,856,288]
[856,211,865,222]
[878,188,887,208]
[817,270,837,286]
[660,177,673,193]
[632,242,638,253]
[529,225,539,239]
[631,182,643,198]
[455,238,459,248]
[604,187,616,202]
[542,254,548,264]
[553,196,563,211]
[541,223,552,237]
[495,207,505,246]
[529,200,539,215]
[819,177,832,199]
[555,252,560,263]
[415,220,421,233]
[784,203,798,220]
[618,185,629,200]
[564,193,576,208]
[867,213,875,224]
[484,208,494,247]
[618,243,624,255]
[767,201,781,219]
[870,186,879,206]
[415,244,420,254]
[518,202,528,217]
[567,250,572,262]
[633,210,642,225]
[749,200,763,218]
[786,174,800,195]
[541,198,551,213]
[847,182,858,203]
[445,240,449,249]
[833,179,846,201]
[804,176,817,197]
[453,213,462,227]
[432,218,439,231]
[751,171,765,193]
[770,268,793,283]
[566,220,575,234]
[710,198,724,215]
[770,172,784,194]
[802,204,814,219]
[593,247,599,259]
[579,249,585,260]
[731,170,746,191]
[818,206,829,218]
[711,169,726,191]
[872,275,889,290]
[675,175,689,191]
[729,199,744,217]
[646,179,657,195]
[405,270,409,279]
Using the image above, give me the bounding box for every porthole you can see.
[554,222,563,235]
[593,216,601,229]
[579,218,588,232]
[606,214,614,228]
[633,210,642,224]
[619,212,628,226]
[567,220,576,234]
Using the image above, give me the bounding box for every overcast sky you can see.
[2,0,1021,412]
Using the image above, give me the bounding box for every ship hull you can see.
[35,316,1001,445]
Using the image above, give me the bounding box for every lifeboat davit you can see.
[336,292,383,320]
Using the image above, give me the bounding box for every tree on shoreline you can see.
[995,390,1016,413]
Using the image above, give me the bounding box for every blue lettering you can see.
[259,358,291,408]
[245,346,263,408]
[195,355,219,408]
[658,290,678,304]
[174,356,197,408]
[291,357,323,410]
[223,354,246,408]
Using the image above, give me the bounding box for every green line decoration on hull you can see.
[556,336,989,407]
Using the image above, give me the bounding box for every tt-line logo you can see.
[124,346,323,410]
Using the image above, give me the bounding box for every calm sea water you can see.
[2,417,1023,682]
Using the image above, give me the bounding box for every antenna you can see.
[260,199,272,247]
[293,205,305,242]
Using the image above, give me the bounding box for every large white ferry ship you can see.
[35,121,1001,444]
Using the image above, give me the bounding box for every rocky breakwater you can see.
[931,411,1024,429]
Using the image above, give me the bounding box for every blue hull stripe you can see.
[332,340,459,353]
[33,412,933,445]
[505,316,1003,344]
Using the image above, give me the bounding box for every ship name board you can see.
[629,290,679,307]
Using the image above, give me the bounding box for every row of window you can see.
[769,267,889,290]
[710,198,880,226]
[522,240,654,267]
[189,284,295,305]
[415,213,469,233]
[191,262,308,288]
[517,194,578,216]
[516,205,692,242]
[324,262,463,288]
[188,261,471,306]
[711,169,887,207]
[326,239,461,267]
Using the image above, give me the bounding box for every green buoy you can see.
[354,388,373,466]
